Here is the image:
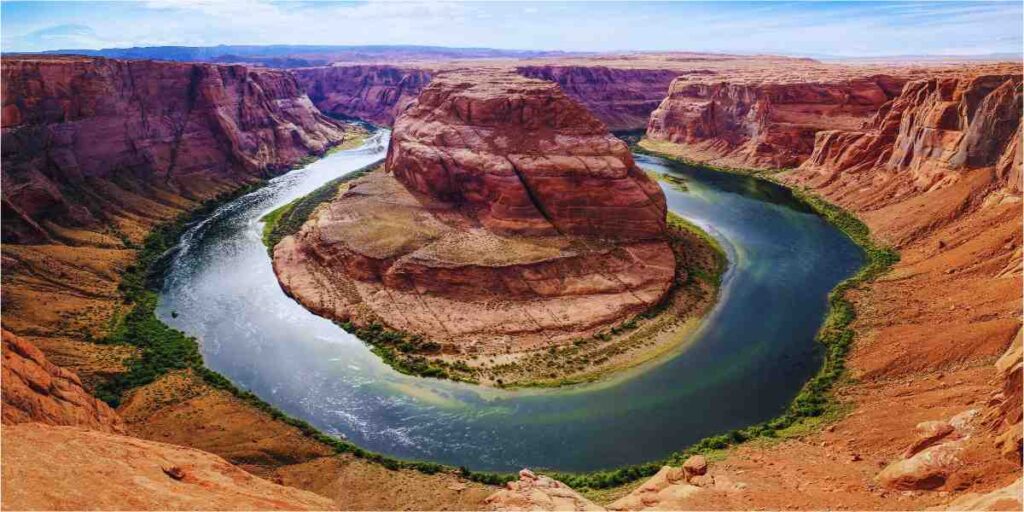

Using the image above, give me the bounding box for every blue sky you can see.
[2,1,1021,57]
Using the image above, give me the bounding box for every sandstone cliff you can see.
[795,73,1022,216]
[1,55,348,244]
[516,66,681,131]
[274,70,675,364]
[293,64,432,126]
[646,74,907,169]
[780,71,1022,501]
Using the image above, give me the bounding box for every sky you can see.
[2,1,1022,58]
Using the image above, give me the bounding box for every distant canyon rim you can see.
[0,48,1020,511]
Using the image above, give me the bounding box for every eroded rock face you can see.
[646,75,906,169]
[1,329,125,434]
[292,64,677,131]
[274,70,674,353]
[800,74,1022,190]
[517,66,681,131]
[1,55,348,243]
[293,65,432,126]
[0,423,335,510]
[988,329,1022,464]
[941,477,1023,511]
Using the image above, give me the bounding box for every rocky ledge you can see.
[272,70,709,384]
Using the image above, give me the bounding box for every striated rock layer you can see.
[293,64,433,126]
[646,74,908,169]
[274,70,674,353]
[516,66,682,131]
[1,55,348,244]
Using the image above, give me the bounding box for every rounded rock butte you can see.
[272,69,677,355]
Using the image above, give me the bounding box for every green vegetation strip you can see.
[633,139,792,176]
[261,161,380,252]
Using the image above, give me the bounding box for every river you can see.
[157,131,863,472]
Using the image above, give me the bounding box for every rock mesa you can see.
[273,70,674,353]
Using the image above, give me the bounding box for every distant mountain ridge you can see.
[31,44,586,68]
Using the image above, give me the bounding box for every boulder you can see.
[682,455,709,479]
[878,441,963,490]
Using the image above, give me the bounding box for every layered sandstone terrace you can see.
[273,70,678,366]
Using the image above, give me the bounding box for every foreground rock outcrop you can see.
[485,470,603,511]
[274,70,677,379]
[2,55,348,244]
[1,423,335,510]
[2,329,125,433]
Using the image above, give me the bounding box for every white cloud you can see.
[1,1,1019,57]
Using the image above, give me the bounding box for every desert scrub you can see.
[337,320,477,382]
[666,211,726,286]
[261,161,381,253]
[260,198,299,249]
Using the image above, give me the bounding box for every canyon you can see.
[646,73,909,169]
[1,48,1020,511]
[0,55,497,510]
[291,63,682,131]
